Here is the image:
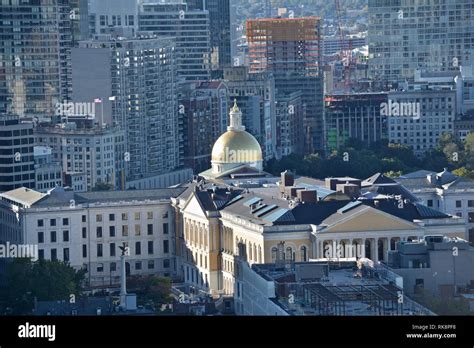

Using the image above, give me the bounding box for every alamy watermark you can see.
[215,147,260,164]
[324,242,365,259]
[380,100,421,120]
[55,101,96,118]
[0,242,38,261]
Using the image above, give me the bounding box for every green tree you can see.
[1,259,86,314]
[92,182,114,192]
[128,275,172,307]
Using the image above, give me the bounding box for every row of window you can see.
[95,259,170,274]
[37,218,68,227]
[271,246,308,262]
[81,223,169,239]
[82,240,169,258]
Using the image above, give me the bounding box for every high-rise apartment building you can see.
[187,0,232,74]
[35,121,126,191]
[179,81,229,173]
[0,0,72,120]
[139,2,210,82]
[0,116,35,192]
[224,66,276,161]
[247,18,324,153]
[88,0,139,37]
[368,0,474,84]
[72,35,180,181]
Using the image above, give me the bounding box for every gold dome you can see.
[212,130,263,163]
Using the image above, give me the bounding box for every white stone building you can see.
[0,186,184,288]
[396,169,474,244]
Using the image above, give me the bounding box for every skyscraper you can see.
[246,17,324,153]
[0,116,35,192]
[368,0,474,84]
[72,35,180,181]
[0,0,72,120]
[187,0,232,74]
[139,2,210,82]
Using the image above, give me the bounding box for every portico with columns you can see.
[311,204,426,263]
[314,233,422,263]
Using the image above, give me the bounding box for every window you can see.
[147,212,153,220]
[135,261,142,270]
[163,240,169,254]
[63,230,69,242]
[109,226,115,237]
[122,213,128,221]
[82,215,86,223]
[110,243,116,257]
[468,200,474,208]
[96,226,103,238]
[51,249,57,261]
[62,218,69,226]
[456,200,462,208]
[134,212,140,220]
[147,224,153,235]
[50,219,56,227]
[82,245,87,258]
[427,200,433,207]
[122,225,128,236]
[148,260,154,269]
[63,248,69,262]
[96,214,103,222]
[97,263,104,273]
[110,262,116,272]
[38,232,44,244]
[163,259,170,268]
[300,245,307,262]
[286,247,294,261]
[469,212,474,223]
[97,244,103,257]
[39,249,44,260]
[50,231,57,243]
[135,225,141,236]
[163,223,169,235]
[37,219,44,227]
[82,227,87,238]
[109,214,115,221]
[148,241,154,255]
[135,241,141,255]
[271,247,278,262]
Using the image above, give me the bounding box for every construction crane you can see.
[335,0,353,92]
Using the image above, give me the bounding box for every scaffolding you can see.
[303,283,404,316]
[246,18,322,77]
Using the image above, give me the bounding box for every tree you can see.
[0,259,86,314]
[453,167,474,180]
[413,290,472,315]
[127,275,172,307]
[92,182,113,192]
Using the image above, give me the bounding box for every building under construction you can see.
[246,18,324,154]
[236,260,434,316]
[247,17,322,78]
[325,92,388,151]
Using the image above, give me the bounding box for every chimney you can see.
[297,189,317,204]
[280,170,295,193]
[336,182,361,198]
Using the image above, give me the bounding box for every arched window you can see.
[253,244,257,263]
[271,247,278,262]
[249,242,253,260]
[300,246,307,262]
[286,247,294,261]
[258,246,262,263]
